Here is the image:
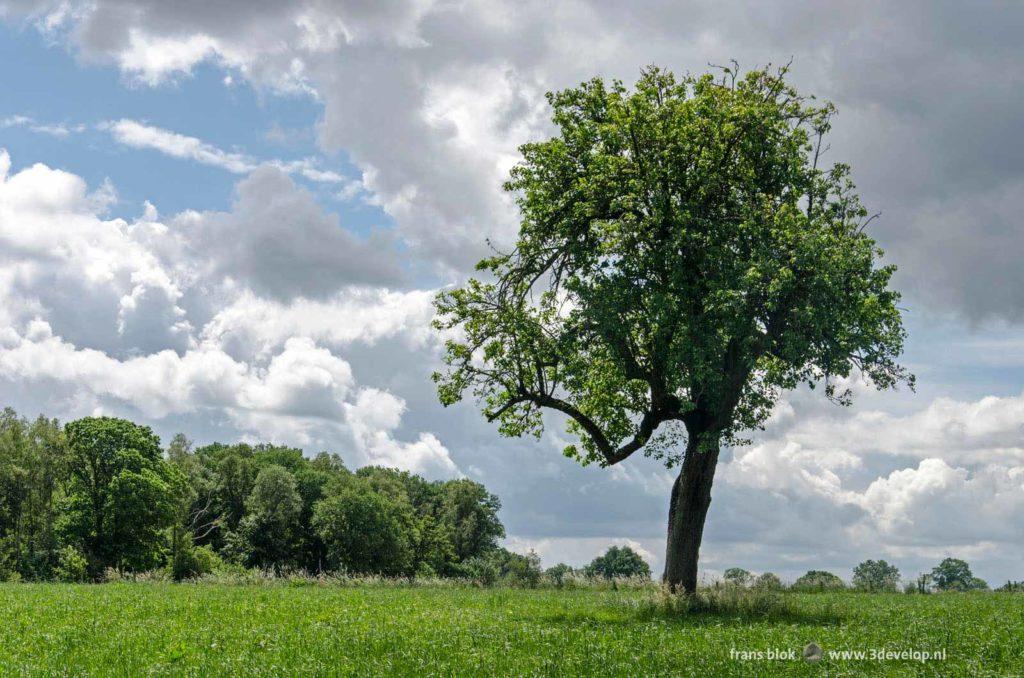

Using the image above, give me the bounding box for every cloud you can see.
[201,288,437,359]
[0,321,460,477]
[1,114,84,137]
[172,166,403,299]
[101,118,354,185]
[0,152,456,476]
[0,152,400,351]
[0,149,188,352]
[103,118,255,173]
[7,0,1024,312]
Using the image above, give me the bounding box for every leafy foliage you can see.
[723,567,753,586]
[313,484,414,576]
[754,572,783,590]
[931,558,987,591]
[791,570,846,592]
[62,417,181,578]
[585,545,651,579]
[852,559,901,592]
[0,407,509,581]
[434,64,912,470]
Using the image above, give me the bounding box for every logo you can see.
[803,642,823,663]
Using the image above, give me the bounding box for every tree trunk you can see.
[663,431,720,594]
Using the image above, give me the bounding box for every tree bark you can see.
[663,431,721,594]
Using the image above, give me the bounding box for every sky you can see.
[0,0,1022,585]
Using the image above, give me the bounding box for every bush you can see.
[55,546,89,583]
[503,550,542,588]
[172,543,222,580]
[463,555,500,587]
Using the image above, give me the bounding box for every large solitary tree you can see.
[434,65,911,593]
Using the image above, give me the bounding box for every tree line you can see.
[723,557,1002,593]
[0,408,510,582]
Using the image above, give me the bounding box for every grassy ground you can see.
[0,584,1021,676]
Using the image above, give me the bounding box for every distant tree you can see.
[996,580,1024,593]
[214,452,257,533]
[62,417,181,579]
[464,547,542,587]
[754,572,783,590]
[433,64,912,593]
[439,479,505,562]
[166,433,193,463]
[0,409,67,579]
[545,562,575,587]
[585,545,651,579]
[852,559,901,592]
[166,434,221,580]
[931,558,986,591]
[235,465,302,572]
[723,567,753,587]
[312,483,413,576]
[909,573,933,594]
[792,570,845,592]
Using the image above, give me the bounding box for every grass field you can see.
[0,584,1021,676]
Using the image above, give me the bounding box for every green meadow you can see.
[0,584,1020,676]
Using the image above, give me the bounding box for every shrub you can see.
[754,572,783,590]
[463,555,500,587]
[55,546,89,583]
[172,543,222,580]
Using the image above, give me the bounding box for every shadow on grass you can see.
[535,589,845,629]
[642,587,844,626]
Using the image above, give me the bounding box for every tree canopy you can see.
[0,408,508,582]
[931,558,988,591]
[585,545,651,579]
[435,64,910,467]
[852,559,901,592]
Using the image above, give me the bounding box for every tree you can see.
[63,417,179,579]
[433,65,911,593]
[754,572,783,590]
[0,409,67,579]
[235,465,302,572]
[439,479,505,562]
[852,559,901,592]
[723,567,753,587]
[546,562,575,587]
[585,545,651,579]
[312,483,413,576]
[792,570,845,592]
[931,558,986,591]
